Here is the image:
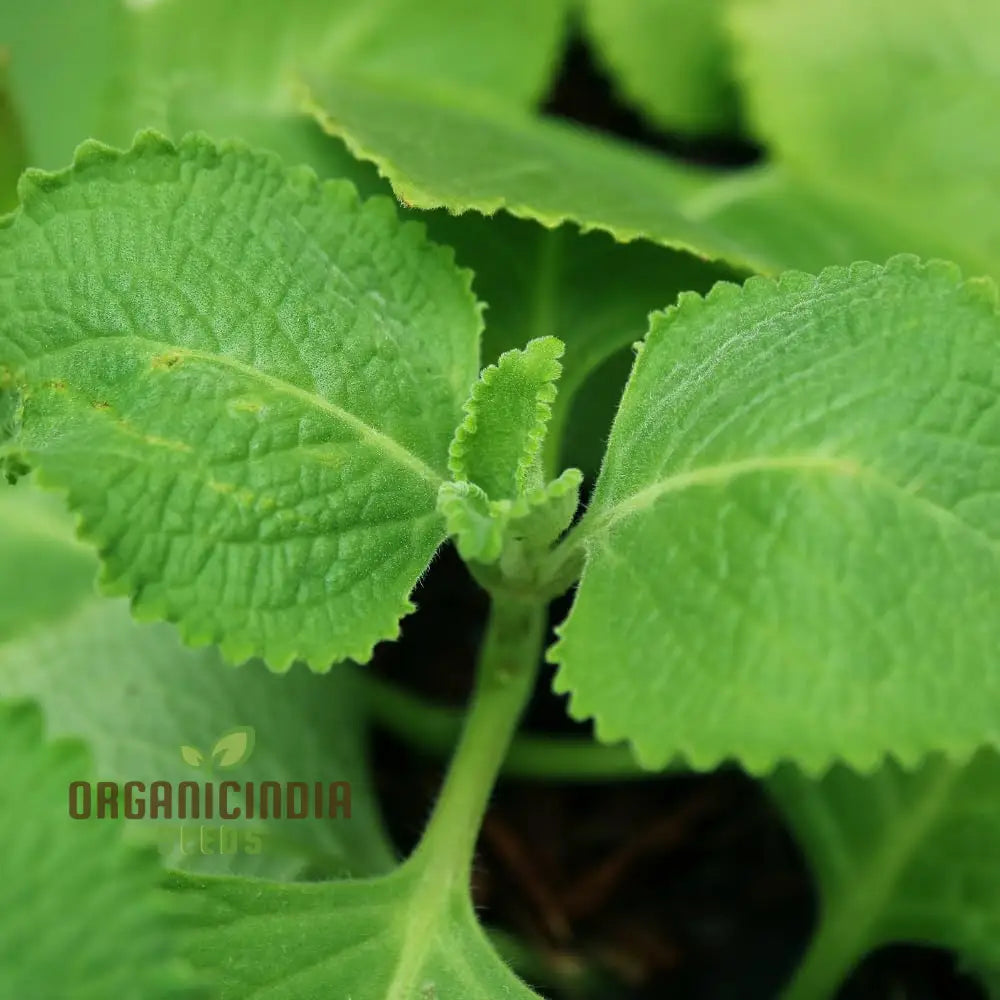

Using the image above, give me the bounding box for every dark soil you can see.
[372,32,985,1000]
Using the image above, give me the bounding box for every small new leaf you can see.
[439,467,582,571]
[449,336,565,498]
[438,480,505,564]
[211,726,255,768]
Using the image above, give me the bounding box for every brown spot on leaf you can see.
[151,351,183,370]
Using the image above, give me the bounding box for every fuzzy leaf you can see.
[426,212,734,476]
[0,132,482,668]
[170,861,543,1000]
[449,336,564,498]
[303,72,947,283]
[0,483,395,880]
[437,480,505,563]
[771,753,1000,998]
[551,256,1000,773]
[583,0,739,135]
[0,699,196,997]
[729,0,1000,280]
[438,467,582,568]
[303,74,772,272]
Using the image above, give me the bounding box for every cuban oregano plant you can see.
[0,126,998,999]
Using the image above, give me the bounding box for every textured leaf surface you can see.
[171,861,542,1000]
[729,0,1000,279]
[449,336,564,499]
[0,132,482,667]
[0,483,395,880]
[438,468,581,567]
[305,74,934,281]
[771,753,1000,998]
[551,256,1000,772]
[304,74,771,271]
[0,699,196,998]
[426,211,733,475]
[583,0,739,134]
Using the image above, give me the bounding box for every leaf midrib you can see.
[29,335,443,486]
[578,452,999,558]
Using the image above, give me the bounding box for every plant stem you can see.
[409,593,547,883]
[779,910,864,1000]
[361,669,670,781]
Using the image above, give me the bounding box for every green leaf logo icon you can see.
[180,744,205,768]
[211,726,256,769]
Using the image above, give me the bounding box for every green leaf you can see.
[438,467,582,569]
[303,73,773,272]
[170,860,543,1000]
[0,132,482,668]
[0,485,96,642]
[108,0,570,129]
[0,483,396,881]
[449,336,564,498]
[0,698,197,998]
[675,165,924,278]
[101,0,571,180]
[550,256,1000,773]
[424,212,735,475]
[303,71,946,284]
[728,0,1000,279]
[440,334,583,574]
[771,752,1000,998]
[0,0,119,169]
[583,0,740,135]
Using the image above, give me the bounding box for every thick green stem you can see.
[410,594,547,882]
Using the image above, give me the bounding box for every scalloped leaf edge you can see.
[0,129,481,671]
[448,335,564,496]
[548,252,1000,778]
[298,78,772,273]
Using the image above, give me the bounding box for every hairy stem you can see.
[409,593,547,883]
